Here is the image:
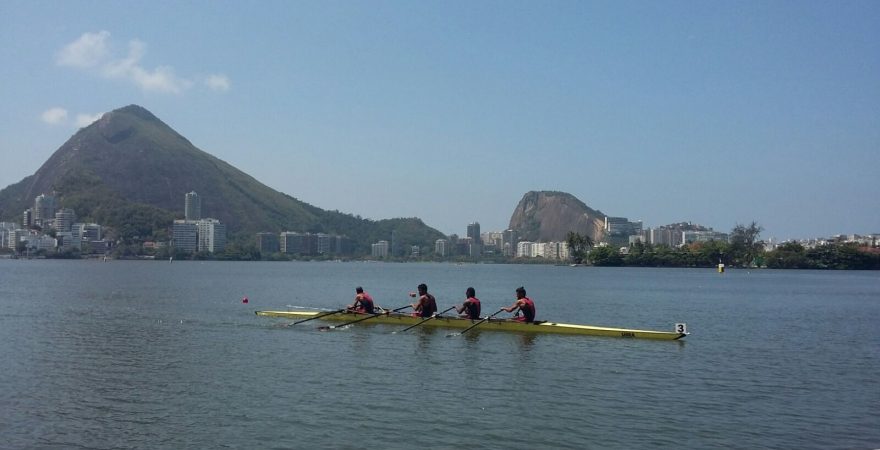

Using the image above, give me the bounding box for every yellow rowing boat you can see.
[255,310,689,340]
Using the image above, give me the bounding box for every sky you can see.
[0,1,877,241]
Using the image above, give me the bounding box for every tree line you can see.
[568,222,880,270]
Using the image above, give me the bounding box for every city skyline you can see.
[1,2,877,240]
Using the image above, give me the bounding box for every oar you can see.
[284,308,345,327]
[318,305,412,330]
[393,306,457,334]
[446,308,505,337]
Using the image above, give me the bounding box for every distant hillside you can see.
[508,191,606,242]
[0,105,444,253]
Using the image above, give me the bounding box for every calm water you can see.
[1,260,878,449]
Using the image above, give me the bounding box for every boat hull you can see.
[255,310,687,340]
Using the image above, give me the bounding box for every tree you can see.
[566,231,594,264]
[690,240,730,267]
[765,242,810,269]
[729,221,764,267]
[588,245,623,266]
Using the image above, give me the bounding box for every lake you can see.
[1,260,877,449]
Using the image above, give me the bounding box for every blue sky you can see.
[1,1,877,240]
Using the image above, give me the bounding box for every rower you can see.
[455,287,481,320]
[347,286,375,314]
[501,286,536,323]
[409,283,437,318]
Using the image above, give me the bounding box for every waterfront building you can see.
[172,220,198,253]
[279,231,302,255]
[73,223,102,242]
[503,229,518,256]
[532,242,547,258]
[316,233,332,254]
[0,222,15,249]
[649,227,684,247]
[391,230,400,257]
[54,208,76,233]
[279,232,317,255]
[410,245,420,257]
[185,191,201,221]
[484,231,504,248]
[455,237,472,256]
[467,222,481,256]
[7,229,27,250]
[280,231,303,254]
[683,230,730,245]
[604,217,643,244]
[372,240,389,258]
[198,219,226,253]
[256,232,280,254]
[332,235,353,255]
[435,239,448,257]
[301,233,319,255]
[55,232,79,251]
[545,241,570,260]
[517,241,534,258]
[23,209,32,228]
[33,194,57,227]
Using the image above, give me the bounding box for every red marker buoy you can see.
[242,296,249,304]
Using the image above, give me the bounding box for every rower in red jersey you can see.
[409,283,437,318]
[501,286,536,323]
[347,286,375,314]
[455,287,481,320]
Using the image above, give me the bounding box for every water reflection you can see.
[517,333,537,352]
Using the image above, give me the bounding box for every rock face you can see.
[508,191,606,242]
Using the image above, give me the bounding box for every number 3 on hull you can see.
[675,323,688,334]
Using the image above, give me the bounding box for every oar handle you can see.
[450,308,505,337]
[394,306,456,333]
[322,305,412,330]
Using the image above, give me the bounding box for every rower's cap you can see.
[355,286,364,293]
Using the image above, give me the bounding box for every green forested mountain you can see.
[0,105,444,253]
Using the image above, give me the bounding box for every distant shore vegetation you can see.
[3,221,877,270]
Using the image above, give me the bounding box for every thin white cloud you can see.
[100,40,192,94]
[56,31,110,69]
[56,31,221,95]
[205,74,231,92]
[76,112,104,128]
[41,107,69,125]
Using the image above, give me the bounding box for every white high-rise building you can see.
[517,241,534,258]
[185,191,201,221]
[197,219,226,253]
[372,240,389,258]
[434,239,448,257]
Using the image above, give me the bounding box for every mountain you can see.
[508,191,606,242]
[0,105,444,253]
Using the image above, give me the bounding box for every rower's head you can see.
[355,286,364,294]
[516,286,526,298]
[417,283,428,294]
[466,287,475,298]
